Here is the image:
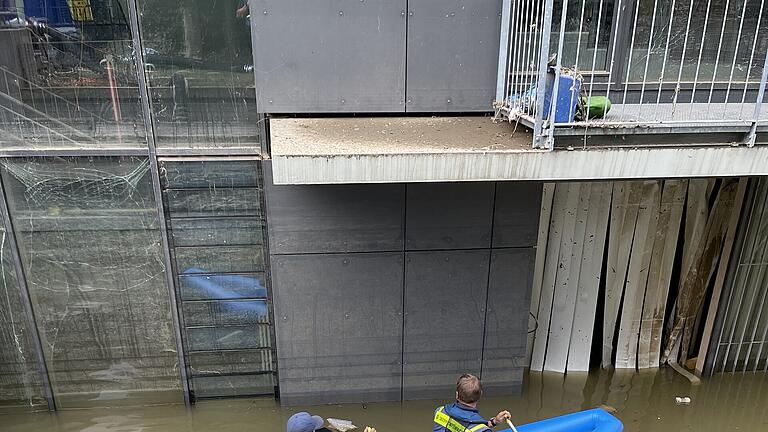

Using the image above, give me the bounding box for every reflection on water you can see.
[2,368,767,432]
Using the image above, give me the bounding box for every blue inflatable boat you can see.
[500,408,622,432]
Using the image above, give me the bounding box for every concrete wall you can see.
[264,162,541,405]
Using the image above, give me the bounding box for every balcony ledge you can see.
[269,117,768,184]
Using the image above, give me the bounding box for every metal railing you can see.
[495,0,768,150]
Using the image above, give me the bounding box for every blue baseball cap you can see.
[287,412,324,432]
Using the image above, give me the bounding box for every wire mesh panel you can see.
[495,0,768,149]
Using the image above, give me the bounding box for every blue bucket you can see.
[541,68,581,124]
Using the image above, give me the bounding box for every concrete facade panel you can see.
[481,248,534,396]
[402,250,489,400]
[405,183,495,250]
[271,253,404,406]
[264,166,405,254]
[493,182,543,248]
[406,0,502,112]
[250,0,407,112]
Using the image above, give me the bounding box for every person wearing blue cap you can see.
[286,412,331,432]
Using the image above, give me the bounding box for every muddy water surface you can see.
[2,369,767,431]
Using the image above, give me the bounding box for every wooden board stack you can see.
[528,179,744,372]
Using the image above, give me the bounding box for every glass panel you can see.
[171,217,263,247]
[136,0,260,150]
[0,156,182,408]
[188,350,274,375]
[174,245,265,273]
[0,0,148,149]
[165,188,261,217]
[182,300,270,326]
[163,160,259,189]
[627,0,767,83]
[179,273,267,301]
[191,374,274,398]
[0,217,45,411]
[187,326,272,351]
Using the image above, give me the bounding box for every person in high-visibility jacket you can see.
[433,374,511,432]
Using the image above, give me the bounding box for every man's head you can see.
[455,373,482,405]
[287,412,324,432]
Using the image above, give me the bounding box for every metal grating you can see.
[712,178,768,373]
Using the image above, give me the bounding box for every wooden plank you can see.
[643,180,687,368]
[603,182,643,368]
[544,183,586,372]
[526,183,556,366]
[695,178,748,374]
[567,182,612,372]
[530,184,569,371]
[616,181,661,369]
[663,180,739,364]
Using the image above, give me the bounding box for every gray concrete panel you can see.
[264,163,405,254]
[493,182,543,248]
[403,250,489,400]
[271,253,404,406]
[406,0,502,112]
[251,0,407,113]
[481,248,534,396]
[406,183,495,250]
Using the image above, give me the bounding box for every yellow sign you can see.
[67,0,94,22]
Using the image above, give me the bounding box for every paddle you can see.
[506,418,520,432]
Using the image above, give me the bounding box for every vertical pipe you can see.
[722,0,749,116]
[745,46,768,146]
[0,174,56,411]
[510,0,523,110]
[638,0,660,118]
[619,0,642,121]
[739,0,765,119]
[521,1,540,100]
[568,0,588,121]
[496,0,513,106]
[584,0,606,123]
[604,0,624,121]
[545,0,571,146]
[534,0,555,149]
[654,0,678,117]
[504,0,519,110]
[523,0,542,109]
[517,0,531,102]
[704,0,732,119]
[125,0,191,406]
[690,0,714,109]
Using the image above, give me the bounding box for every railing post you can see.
[495,0,513,109]
[534,0,555,149]
[545,0,572,150]
[745,48,768,147]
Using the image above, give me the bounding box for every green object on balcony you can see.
[581,96,612,119]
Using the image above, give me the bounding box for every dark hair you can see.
[456,373,482,404]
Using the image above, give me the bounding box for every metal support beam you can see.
[0,175,56,411]
[126,0,191,406]
[745,48,768,147]
[495,0,513,106]
[533,0,555,150]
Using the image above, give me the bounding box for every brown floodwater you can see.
[2,368,767,432]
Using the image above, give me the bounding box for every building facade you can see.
[0,0,767,412]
